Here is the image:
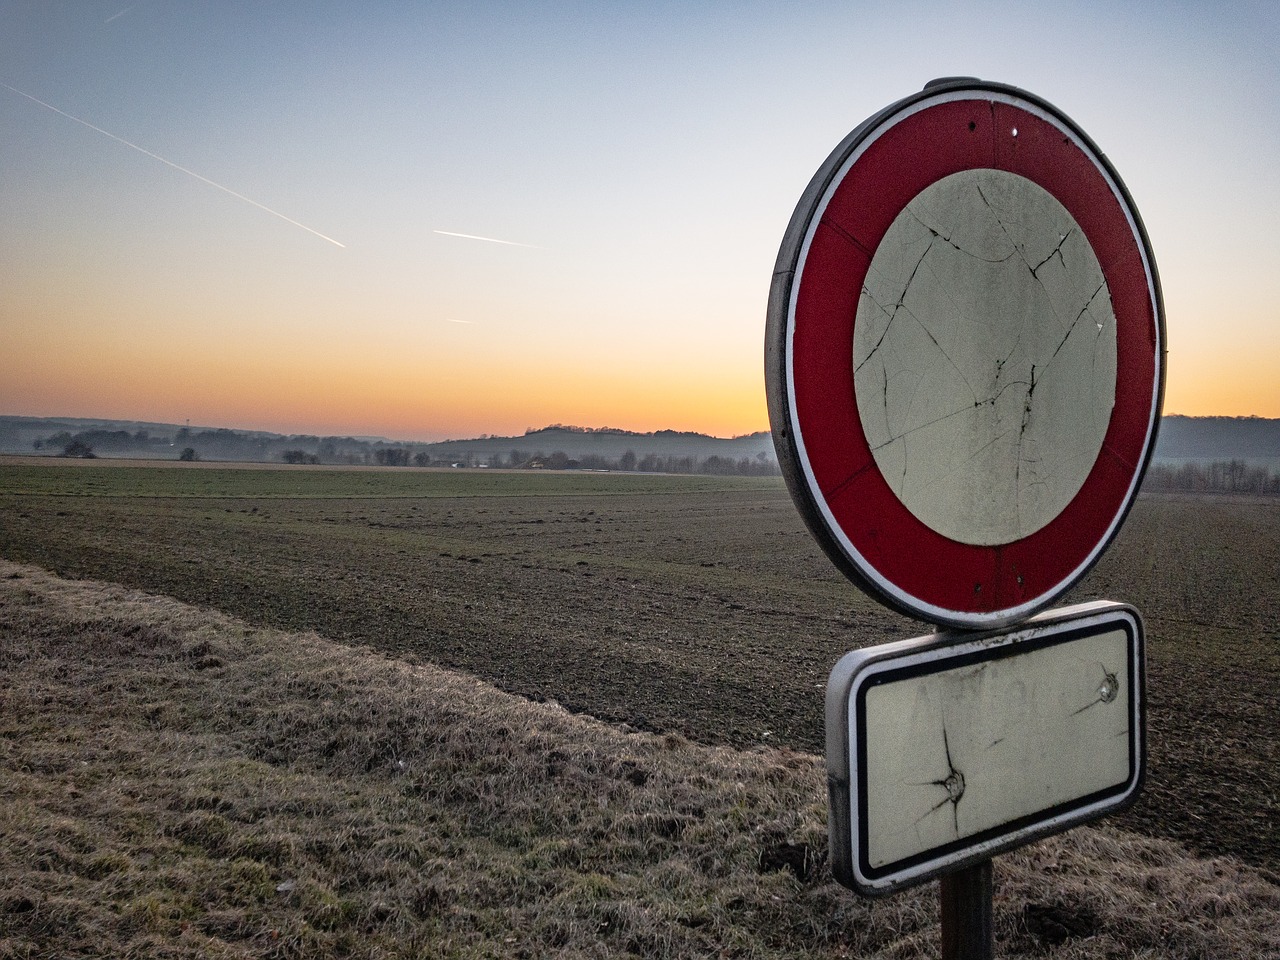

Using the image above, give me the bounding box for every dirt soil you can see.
[1,470,1277,878]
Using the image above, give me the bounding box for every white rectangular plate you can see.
[826,601,1145,895]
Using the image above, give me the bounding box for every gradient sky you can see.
[2,1,1277,441]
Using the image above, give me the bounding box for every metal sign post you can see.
[766,77,1164,956]
[941,861,994,960]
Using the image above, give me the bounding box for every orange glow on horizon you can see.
[7,312,1280,441]
[1161,339,1280,420]
[0,325,771,441]
[3,275,1274,442]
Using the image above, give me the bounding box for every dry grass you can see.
[2,559,1277,959]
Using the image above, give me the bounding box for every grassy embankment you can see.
[3,560,1279,958]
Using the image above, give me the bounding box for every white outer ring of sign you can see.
[785,89,1162,628]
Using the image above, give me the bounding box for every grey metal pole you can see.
[940,859,994,960]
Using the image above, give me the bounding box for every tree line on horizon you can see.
[286,446,781,476]
[35,427,432,465]
[1141,459,1280,496]
[31,425,1280,494]
[33,426,781,477]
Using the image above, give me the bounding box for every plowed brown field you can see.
[2,461,1276,878]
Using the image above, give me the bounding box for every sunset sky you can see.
[2,1,1277,441]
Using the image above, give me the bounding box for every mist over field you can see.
[0,416,779,473]
[3,414,1280,473]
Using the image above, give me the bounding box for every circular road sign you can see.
[766,79,1165,629]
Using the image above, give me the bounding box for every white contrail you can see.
[0,81,345,248]
[104,7,133,23]
[433,229,541,249]
[444,318,471,324]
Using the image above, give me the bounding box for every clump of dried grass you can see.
[1,559,1277,959]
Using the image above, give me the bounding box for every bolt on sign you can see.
[766,79,1164,898]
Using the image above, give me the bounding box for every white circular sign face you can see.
[853,169,1118,546]
[766,81,1164,627]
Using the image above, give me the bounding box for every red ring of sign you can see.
[788,94,1161,624]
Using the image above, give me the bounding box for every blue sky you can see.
[2,1,1276,439]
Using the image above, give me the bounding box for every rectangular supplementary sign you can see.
[826,601,1145,896]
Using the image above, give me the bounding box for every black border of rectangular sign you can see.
[826,601,1145,896]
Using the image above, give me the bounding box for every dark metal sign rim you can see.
[766,79,1166,628]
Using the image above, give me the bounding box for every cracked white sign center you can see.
[854,169,1118,546]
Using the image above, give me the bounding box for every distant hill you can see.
[3,414,1278,471]
[0,416,396,465]
[421,426,774,465]
[0,416,776,473]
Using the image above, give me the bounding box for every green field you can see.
[2,457,1278,877]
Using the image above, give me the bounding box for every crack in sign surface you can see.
[860,628,1133,871]
[909,725,966,836]
[853,169,1118,546]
